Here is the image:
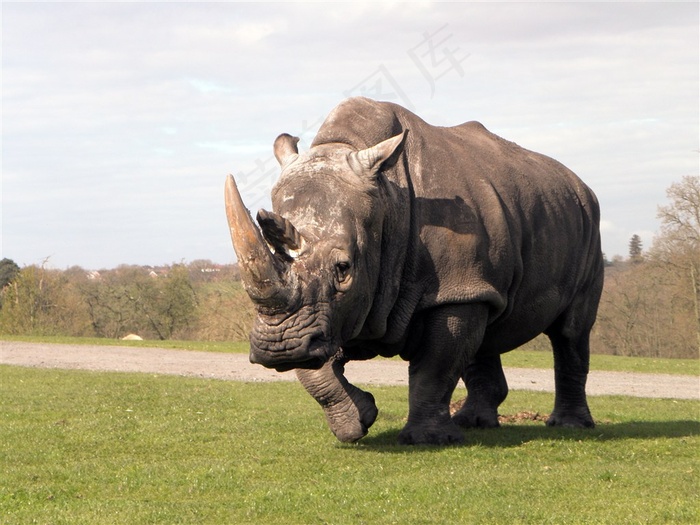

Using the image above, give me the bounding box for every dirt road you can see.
[1,341,698,400]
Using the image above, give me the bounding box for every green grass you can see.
[3,334,698,376]
[1,365,698,524]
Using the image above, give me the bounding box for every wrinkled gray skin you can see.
[225,97,603,445]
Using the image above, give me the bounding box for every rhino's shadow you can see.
[349,420,700,451]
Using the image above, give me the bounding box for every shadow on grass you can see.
[351,420,700,452]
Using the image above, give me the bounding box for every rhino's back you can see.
[408,115,601,345]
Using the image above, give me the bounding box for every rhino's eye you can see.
[335,261,352,284]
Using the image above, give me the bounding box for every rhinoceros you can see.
[225,97,603,445]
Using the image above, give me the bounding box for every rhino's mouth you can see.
[249,331,336,372]
[270,357,325,373]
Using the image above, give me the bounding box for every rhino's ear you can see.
[274,133,300,168]
[348,130,406,179]
[256,209,305,261]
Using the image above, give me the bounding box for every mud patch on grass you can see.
[449,397,550,424]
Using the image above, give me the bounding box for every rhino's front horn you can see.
[225,174,290,308]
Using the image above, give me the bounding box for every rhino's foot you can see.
[296,357,379,443]
[325,388,378,443]
[547,407,595,429]
[398,419,464,446]
[452,403,500,429]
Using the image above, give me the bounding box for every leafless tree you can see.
[653,175,700,354]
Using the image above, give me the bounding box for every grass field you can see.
[1,365,698,524]
[2,334,698,376]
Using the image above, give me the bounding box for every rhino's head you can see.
[226,132,404,371]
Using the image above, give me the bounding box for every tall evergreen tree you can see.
[628,234,643,263]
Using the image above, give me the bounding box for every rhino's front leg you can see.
[295,354,378,443]
[399,304,489,445]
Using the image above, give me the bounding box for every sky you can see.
[2,1,698,270]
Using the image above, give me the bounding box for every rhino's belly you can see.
[480,296,562,354]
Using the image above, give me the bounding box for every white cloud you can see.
[233,22,280,44]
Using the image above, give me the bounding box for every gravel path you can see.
[1,341,698,400]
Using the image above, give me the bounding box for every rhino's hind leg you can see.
[546,328,595,428]
[453,353,508,429]
[296,356,378,443]
[545,291,600,429]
